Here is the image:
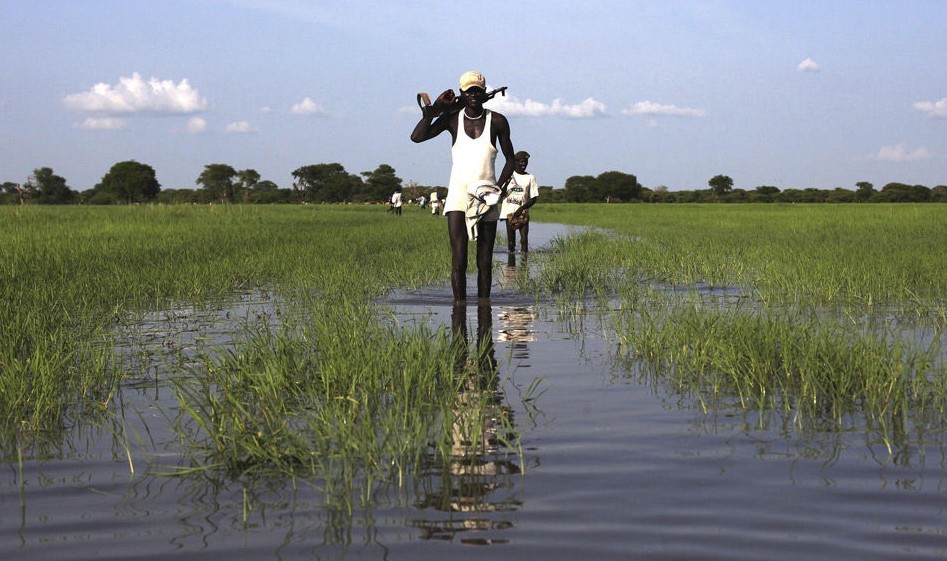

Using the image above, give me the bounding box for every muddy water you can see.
[3,223,946,560]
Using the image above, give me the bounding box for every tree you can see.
[235,169,261,203]
[32,167,75,204]
[708,175,733,199]
[751,185,780,203]
[248,180,291,204]
[94,160,161,204]
[596,171,641,201]
[360,164,402,202]
[563,175,598,202]
[826,188,856,203]
[647,185,671,203]
[855,181,874,202]
[196,164,238,203]
[878,183,931,203]
[292,163,363,203]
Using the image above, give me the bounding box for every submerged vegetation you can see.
[2,203,945,495]
[530,203,946,445]
[0,205,446,455]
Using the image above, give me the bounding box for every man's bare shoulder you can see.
[489,110,511,135]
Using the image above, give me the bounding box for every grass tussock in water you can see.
[0,205,446,455]
[614,301,945,430]
[533,203,946,306]
[172,298,465,483]
[530,203,946,442]
[2,204,518,509]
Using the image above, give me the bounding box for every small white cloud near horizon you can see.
[63,72,207,114]
[872,142,931,162]
[225,121,257,134]
[187,117,207,134]
[913,98,947,118]
[259,106,273,113]
[621,101,706,118]
[77,117,128,130]
[797,58,820,72]
[291,97,327,115]
[486,93,606,118]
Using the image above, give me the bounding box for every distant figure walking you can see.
[390,186,403,216]
[500,151,539,253]
[411,70,516,302]
[430,190,442,216]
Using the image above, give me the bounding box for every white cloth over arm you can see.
[465,181,501,241]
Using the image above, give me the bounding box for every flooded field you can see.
[2,222,945,560]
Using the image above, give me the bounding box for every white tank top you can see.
[444,110,497,214]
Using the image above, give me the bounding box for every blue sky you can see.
[2,0,945,192]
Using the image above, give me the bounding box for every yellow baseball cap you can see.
[459,70,486,91]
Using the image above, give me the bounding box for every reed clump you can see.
[169,294,518,507]
[531,203,947,306]
[614,301,945,428]
[529,203,946,442]
[0,205,446,457]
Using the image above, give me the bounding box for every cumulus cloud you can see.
[259,106,273,113]
[63,72,207,114]
[187,117,208,134]
[77,117,128,130]
[621,101,706,117]
[873,142,931,162]
[486,93,606,118]
[797,58,820,72]
[913,98,947,118]
[225,121,257,134]
[291,97,327,115]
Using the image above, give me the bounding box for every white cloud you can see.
[797,58,820,72]
[913,98,947,118]
[291,97,326,115]
[225,121,257,133]
[486,94,606,118]
[259,106,273,113]
[873,142,931,162]
[621,100,706,117]
[63,72,207,114]
[187,117,208,134]
[77,117,128,130]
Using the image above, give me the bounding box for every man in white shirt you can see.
[500,151,538,253]
[390,187,403,215]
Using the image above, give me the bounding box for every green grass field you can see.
[1,203,944,479]
[530,203,946,445]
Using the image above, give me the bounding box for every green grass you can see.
[1,203,526,510]
[529,203,946,443]
[531,203,947,305]
[2,202,944,476]
[0,205,448,454]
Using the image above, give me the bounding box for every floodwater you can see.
[3,223,946,560]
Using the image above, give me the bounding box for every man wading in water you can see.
[500,150,539,253]
[411,70,516,303]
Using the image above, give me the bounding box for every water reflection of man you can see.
[414,303,521,544]
[496,256,538,367]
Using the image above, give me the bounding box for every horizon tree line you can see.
[2,162,945,205]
